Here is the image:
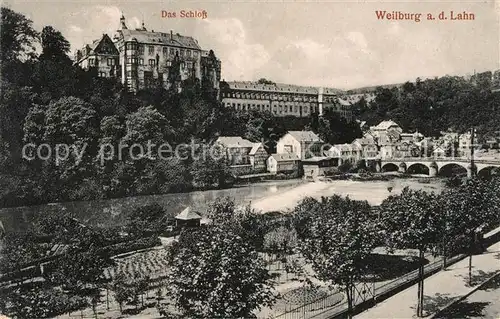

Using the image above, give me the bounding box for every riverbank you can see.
[0,176,445,233]
[251,178,445,213]
[0,179,306,233]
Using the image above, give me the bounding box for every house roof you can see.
[337,98,352,106]
[119,29,201,50]
[175,207,202,220]
[330,144,353,151]
[373,120,401,130]
[354,138,376,146]
[269,153,300,162]
[216,136,254,148]
[287,131,322,142]
[76,34,118,62]
[249,143,263,155]
[302,156,334,163]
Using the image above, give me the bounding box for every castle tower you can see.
[120,13,128,30]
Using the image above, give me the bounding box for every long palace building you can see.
[74,14,221,94]
[220,81,354,120]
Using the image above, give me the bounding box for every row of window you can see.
[222,92,319,102]
[124,58,195,69]
[226,102,315,114]
[126,42,198,58]
[97,70,118,77]
[88,58,117,66]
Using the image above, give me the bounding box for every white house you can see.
[276,131,324,160]
[267,153,300,174]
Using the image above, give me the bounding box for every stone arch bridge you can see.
[379,158,500,177]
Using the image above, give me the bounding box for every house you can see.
[302,156,337,179]
[393,140,419,158]
[369,120,403,139]
[276,131,324,160]
[267,153,300,174]
[485,137,499,149]
[74,34,120,78]
[351,135,378,160]
[328,144,355,164]
[175,207,201,228]
[400,132,424,142]
[433,146,446,159]
[248,142,268,173]
[215,136,268,175]
[458,132,478,151]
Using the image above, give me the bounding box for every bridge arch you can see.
[438,163,468,177]
[407,163,430,175]
[381,163,399,172]
[477,166,500,178]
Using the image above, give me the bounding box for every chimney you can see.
[170,30,173,40]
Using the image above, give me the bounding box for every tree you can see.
[167,226,276,318]
[43,248,114,294]
[440,178,499,284]
[380,188,440,317]
[39,26,71,63]
[111,272,134,314]
[126,203,169,237]
[2,286,87,319]
[0,7,39,62]
[0,230,43,275]
[205,196,237,225]
[297,195,377,318]
[263,226,297,263]
[190,152,231,189]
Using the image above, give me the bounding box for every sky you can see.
[5,0,500,89]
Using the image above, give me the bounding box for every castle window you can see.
[107,58,116,66]
[139,58,144,65]
[180,49,185,57]
[148,45,154,54]
[167,61,172,67]
[169,48,174,55]
[187,50,191,57]
[98,72,107,77]
[163,47,168,56]
[125,43,133,50]
[88,58,94,66]
[148,59,156,66]
[138,45,144,54]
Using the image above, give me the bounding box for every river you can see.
[0,177,445,232]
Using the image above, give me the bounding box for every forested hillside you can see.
[351,76,500,138]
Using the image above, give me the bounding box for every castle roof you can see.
[119,29,201,50]
[225,81,342,95]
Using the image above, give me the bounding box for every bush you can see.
[338,162,353,173]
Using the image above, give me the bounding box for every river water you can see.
[0,178,445,232]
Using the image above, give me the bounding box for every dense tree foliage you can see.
[353,77,500,137]
[167,224,276,318]
[295,195,378,318]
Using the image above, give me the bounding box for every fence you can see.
[271,225,500,319]
[270,253,466,319]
